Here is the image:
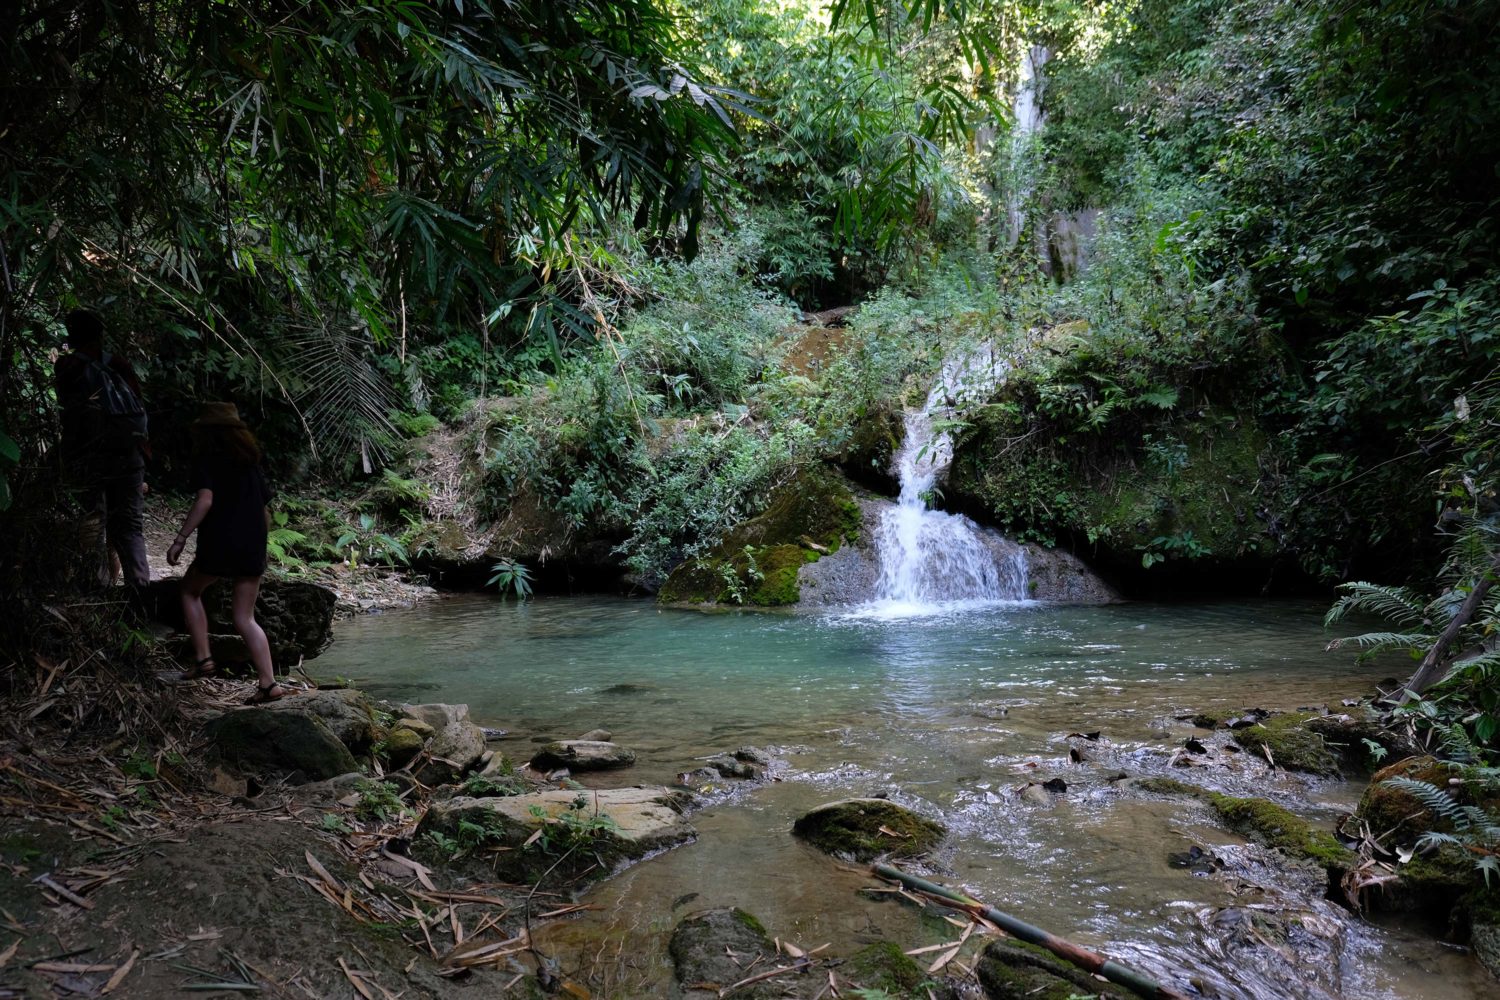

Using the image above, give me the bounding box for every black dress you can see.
[190,458,273,577]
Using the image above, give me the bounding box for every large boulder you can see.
[400,703,469,730]
[147,577,336,666]
[669,908,778,996]
[529,740,636,772]
[415,721,487,786]
[206,709,358,782]
[416,787,695,882]
[792,798,945,862]
[796,498,1117,606]
[658,469,862,606]
[262,689,384,755]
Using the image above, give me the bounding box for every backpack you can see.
[77,352,148,449]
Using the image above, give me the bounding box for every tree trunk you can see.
[1400,552,1500,700]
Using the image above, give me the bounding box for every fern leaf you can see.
[1325,582,1429,628]
[1382,776,1467,828]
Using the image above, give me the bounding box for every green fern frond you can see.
[1325,582,1429,628]
[1414,831,1460,851]
[1382,776,1468,829]
[1440,722,1482,764]
[1326,631,1434,656]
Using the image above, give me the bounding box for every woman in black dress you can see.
[165,403,284,703]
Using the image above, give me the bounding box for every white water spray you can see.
[869,344,1028,611]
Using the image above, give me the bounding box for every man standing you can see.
[55,309,151,589]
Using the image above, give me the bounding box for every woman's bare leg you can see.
[231,576,279,693]
[180,566,217,667]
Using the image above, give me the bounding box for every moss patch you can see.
[659,468,862,606]
[948,399,1272,577]
[1134,777,1206,797]
[976,939,1125,999]
[792,798,946,862]
[842,941,927,994]
[1208,794,1352,866]
[1231,713,1341,776]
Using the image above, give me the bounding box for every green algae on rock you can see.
[842,941,933,995]
[658,468,862,606]
[792,798,945,862]
[1208,793,1353,867]
[1230,713,1342,775]
[976,938,1127,1000]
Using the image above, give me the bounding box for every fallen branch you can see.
[872,864,1189,1000]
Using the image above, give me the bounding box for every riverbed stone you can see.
[415,722,487,785]
[792,798,945,861]
[262,689,384,755]
[977,939,1123,1000]
[669,908,778,995]
[578,728,612,742]
[1471,915,1500,983]
[417,787,695,882]
[843,941,934,996]
[206,708,359,782]
[400,703,469,730]
[1208,794,1353,867]
[384,727,426,769]
[530,740,636,772]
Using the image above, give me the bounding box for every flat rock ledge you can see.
[418,786,694,882]
[529,739,636,772]
[792,798,946,862]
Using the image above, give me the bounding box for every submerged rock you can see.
[669,908,777,996]
[1208,794,1353,868]
[842,941,935,997]
[578,728,613,742]
[206,709,358,782]
[976,939,1125,999]
[417,787,695,882]
[529,740,637,772]
[792,798,945,861]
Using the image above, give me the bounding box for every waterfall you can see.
[868,344,1028,611]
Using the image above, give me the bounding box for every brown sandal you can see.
[184,656,217,680]
[244,682,286,705]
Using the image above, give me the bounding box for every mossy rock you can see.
[1355,755,1500,841]
[1133,777,1207,798]
[659,468,862,606]
[206,709,359,782]
[383,727,425,769]
[792,798,945,862]
[946,401,1273,588]
[1208,794,1353,867]
[976,939,1126,1000]
[1230,713,1341,776]
[669,908,777,996]
[1462,888,1500,981]
[842,941,930,995]
[1355,756,1458,839]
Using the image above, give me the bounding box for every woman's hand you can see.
[166,536,186,566]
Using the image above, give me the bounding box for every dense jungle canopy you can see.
[2,0,1497,598]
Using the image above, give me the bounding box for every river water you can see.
[315,596,1490,999]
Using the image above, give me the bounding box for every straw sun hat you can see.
[194,402,249,428]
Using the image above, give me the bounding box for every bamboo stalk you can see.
[871,864,1190,1000]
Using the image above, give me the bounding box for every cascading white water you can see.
[870,344,1028,611]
